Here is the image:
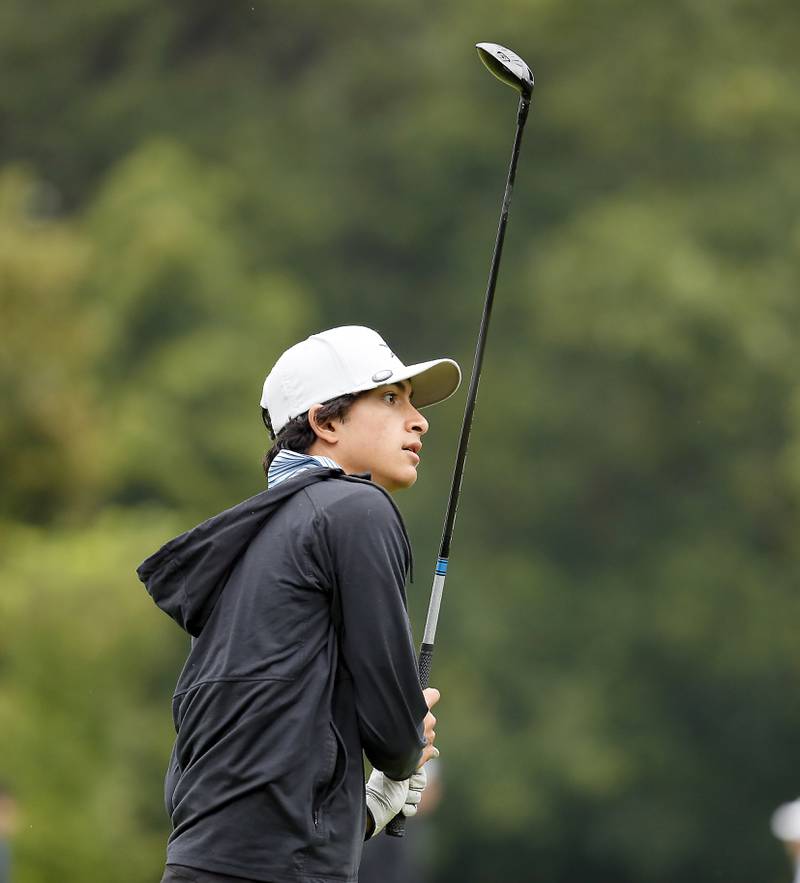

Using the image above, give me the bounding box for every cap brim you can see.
[392,358,462,408]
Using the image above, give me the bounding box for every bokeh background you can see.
[2,1,800,881]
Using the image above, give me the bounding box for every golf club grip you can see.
[417,641,434,690]
[385,643,435,838]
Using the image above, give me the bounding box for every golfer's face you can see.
[336,381,428,492]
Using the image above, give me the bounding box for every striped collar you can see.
[267,448,341,488]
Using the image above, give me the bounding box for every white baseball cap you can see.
[261,326,461,435]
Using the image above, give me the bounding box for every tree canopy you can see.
[2,2,799,881]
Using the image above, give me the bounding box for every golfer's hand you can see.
[365,769,410,837]
[402,767,427,819]
[419,687,440,767]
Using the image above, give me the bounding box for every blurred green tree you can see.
[0,513,184,883]
[83,138,314,517]
[0,168,102,523]
[1,1,799,881]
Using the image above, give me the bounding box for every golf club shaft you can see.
[386,94,530,837]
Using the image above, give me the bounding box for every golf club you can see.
[385,41,534,838]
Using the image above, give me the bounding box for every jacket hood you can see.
[137,468,346,636]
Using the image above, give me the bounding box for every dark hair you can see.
[261,393,361,478]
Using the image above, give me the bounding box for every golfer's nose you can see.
[409,407,429,436]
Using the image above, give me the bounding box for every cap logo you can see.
[372,369,393,383]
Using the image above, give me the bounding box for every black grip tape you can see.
[418,642,434,689]
[385,642,436,838]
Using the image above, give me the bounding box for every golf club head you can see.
[476,42,534,99]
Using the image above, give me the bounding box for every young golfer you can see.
[138,326,461,883]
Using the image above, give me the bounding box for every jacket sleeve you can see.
[323,487,427,780]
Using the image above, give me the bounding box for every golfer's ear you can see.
[308,404,339,444]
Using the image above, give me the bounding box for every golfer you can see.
[138,326,461,883]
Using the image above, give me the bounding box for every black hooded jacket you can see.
[137,468,427,883]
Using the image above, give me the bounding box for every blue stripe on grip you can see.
[435,557,449,575]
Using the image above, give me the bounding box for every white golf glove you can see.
[365,766,428,837]
[403,767,427,819]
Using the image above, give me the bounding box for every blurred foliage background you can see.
[1,1,799,881]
